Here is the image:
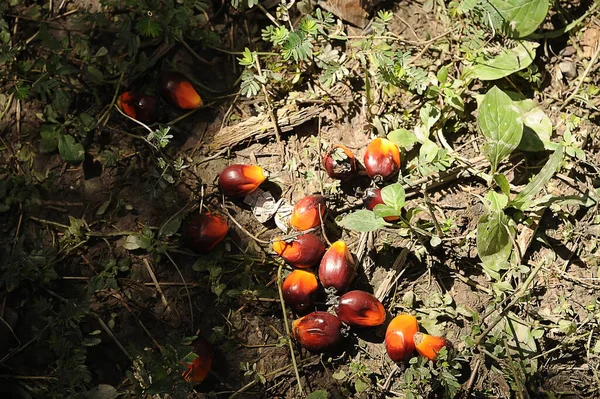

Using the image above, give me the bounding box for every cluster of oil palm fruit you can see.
[117,71,203,124]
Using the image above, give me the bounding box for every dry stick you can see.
[0,92,14,121]
[142,258,172,312]
[462,357,481,396]
[164,251,194,333]
[221,205,271,245]
[254,54,285,160]
[473,260,544,347]
[93,314,133,362]
[318,203,332,247]
[98,72,125,127]
[275,262,304,395]
[560,41,600,111]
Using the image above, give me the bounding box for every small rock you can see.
[560,46,576,57]
[558,61,577,79]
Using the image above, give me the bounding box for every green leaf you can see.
[87,66,104,84]
[39,124,59,154]
[337,210,390,232]
[373,204,400,218]
[135,15,162,38]
[485,191,509,212]
[159,214,182,237]
[510,145,563,210]
[123,234,151,250]
[388,128,418,150]
[463,41,538,81]
[478,86,523,173]
[494,174,511,196]
[354,379,368,393]
[58,135,84,163]
[509,96,553,152]
[486,0,549,38]
[477,210,513,279]
[306,390,330,399]
[381,183,405,211]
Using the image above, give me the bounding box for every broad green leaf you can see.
[337,210,390,232]
[511,98,553,152]
[39,124,59,154]
[478,86,523,173]
[123,234,151,250]
[306,391,330,399]
[477,210,513,279]
[510,145,563,210]
[381,183,405,211]
[373,204,400,218]
[463,41,538,81]
[486,0,549,38]
[494,174,511,196]
[419,139,439,163]
[485,191,509,212]
[388,128,418,150]
[58,134,85,163]
[85,384,118,399]
[159,214,182,237]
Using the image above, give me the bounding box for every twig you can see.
[0,92,14,121]
[165,252,194,332]
[221,204,270,245]
[97,72,125,127]
[142,258,172,313]
[560,40,600,111]
[93,314,133,362]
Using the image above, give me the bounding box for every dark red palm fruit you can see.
[318,240,356,294]
[282,269,319,313]
[182,337,213,384]
[335,290,386,327]
[290,195,326,231]
[385,314,419,362]
[292,311,343,352]
[414,332,451,361]
[272,233,326,269]
[363,188,400,222]
[184,213,228,254]
[218,164,267,197]
[323,145,356,181]
[363,138,401,181]
[159,71,203,110]
[117,92,159,124]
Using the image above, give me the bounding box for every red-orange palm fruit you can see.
[159,71,203,109]
[182,337,213,384]
[117,92,159,124]
[363,188,400,222]
[335,290,386,327]
[323,145,356,181]
[385,314,419,362]
[272,233,326,269]
[292,311,342,352]
[318,241,356,293]
[290,195,326,231]
[218,164,267,197]
[185,213,228,254]
[282,270,319,313]
[363,138,401,181]
[414,332,451,361]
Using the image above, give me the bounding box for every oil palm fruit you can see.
[290,195,326,231]
[363,188,400,222]
[318,240,356,293]
[323,145,356,181]
[117,92,159,124]
[363,138,400,181]
[292,311,342,352]
[282,269,319,313]
[218,164,267,197]
[159,71,203,109]
[414,332,451,361]
[182,337,213,384]
[185,213,228,254]
[385,314,419,362]
[335,290,386,327]
[272,233,326,269]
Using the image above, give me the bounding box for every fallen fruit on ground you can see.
[159,71,203,109]
[292,311,342,352]
[363,138,401,181]
[218,164,267,197]
[363,187,400,222]
[184,213,228,254]
[335,290,386,327]
[385,314,419,362]
[290,195,326,231]
[182,337,213,384]
[323,144,356,181]
[413,332,450,361]
[282,269,319,313]
[318,240,356,293]
[117,92,159,124]
[272,233,326,269]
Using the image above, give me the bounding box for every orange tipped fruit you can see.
[414,332,451,361]
[282,270,319,313]
[290,195,326,231]
[363,138,401,181]
[292,311,342,352]
[363,188,400,222]
[182,337,213,384]
[385,314,419,362]
[335,290,386,327]
[318,240,356,294]
[117,92,159,124]
[185,213,228,254]
[323,145,356,181]
[218,164,267,197]
[159,71,203,110]
[272,233,326,269]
